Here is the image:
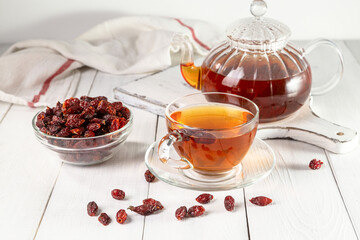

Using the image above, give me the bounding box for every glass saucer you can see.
[144,137,276,191]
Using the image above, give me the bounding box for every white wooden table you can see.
[0,40,359,240]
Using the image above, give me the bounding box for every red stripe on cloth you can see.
[174,18,211,51]
[27,59,75,108]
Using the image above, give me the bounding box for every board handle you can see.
[257,98,358,154]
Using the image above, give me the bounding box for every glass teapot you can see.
[179,0,344,123]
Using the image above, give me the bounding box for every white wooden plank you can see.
[317,40,360,236]
[245,140,357,240]
[0,105,62,240]
[35,74,157,239]
[143,117,249,240]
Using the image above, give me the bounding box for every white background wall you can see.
[0,0,359,43]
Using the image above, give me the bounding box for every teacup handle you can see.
[158,131,193,169]
[303,39,344,96]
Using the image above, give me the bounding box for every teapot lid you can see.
[226,0,291,52]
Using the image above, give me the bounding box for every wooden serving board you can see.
[113,65,358,154]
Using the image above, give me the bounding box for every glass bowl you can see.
[32,108,133,166]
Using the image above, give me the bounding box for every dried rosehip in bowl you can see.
[32,96,133,165]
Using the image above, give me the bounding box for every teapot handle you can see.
[303,39,344,96]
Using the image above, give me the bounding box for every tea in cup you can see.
[158,92,259,175]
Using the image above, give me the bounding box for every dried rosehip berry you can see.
[112,102,123,112]
[196,193,213,204]
[249,196,272,206]
[48,124,62,134]
[120,107,131,119]
[81,106,96,119]
[116,209,127,224]
[128,198,164,216]
[65,118,85,128]
[67,114,81,120]
[111,189,125,200]
[45,106,53,116]
[109,118,121,132]
[224,196,235,211]
[98,213,111,225]
[106,104,116,115]
[87,201,98,216]
[87,122,101,132]
[95,96,108,101]
[84,130,95,137]
[80,96,95,102]
[187,205,205,217]
[70,127,85,135]
[56,127,71,137]
[143,198,164,211]
[90,118,106,125]
[50,115,65,125]
[97,100,109,114]
[309,159,323,170]
[175,206,187,220]
[128,205,153,216]
[103,114,117,124]
[144,170,156,182]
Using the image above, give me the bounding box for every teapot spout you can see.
[180,39,202,90]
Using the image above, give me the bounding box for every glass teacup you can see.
[158,92,259,176]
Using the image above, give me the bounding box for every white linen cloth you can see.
[0,16,222,107]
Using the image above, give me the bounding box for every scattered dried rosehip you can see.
[309,159,324,170]
[111,189,125,200]
[98,213,111,225]
[249,196,272,206]
[128,204,154,216]
[196,193,213,204]
[87,201,98,216]
[175,206,187,220]
[187,205,205,217]
[143,198,164,211]
[128,198,164,216]
[116,209,127,224]
[224,196,235,211]
[144,170,156,182]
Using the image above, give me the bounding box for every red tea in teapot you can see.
[200,65,312,123]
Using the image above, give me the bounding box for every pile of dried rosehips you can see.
[35,96,131,164]
[36,96,130,138]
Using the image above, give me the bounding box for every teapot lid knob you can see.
[250,0,267,18]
